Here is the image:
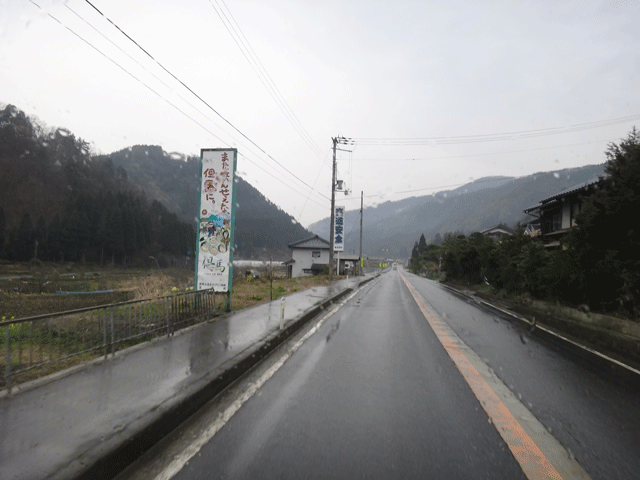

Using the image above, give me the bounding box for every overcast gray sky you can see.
[1,0,639,227]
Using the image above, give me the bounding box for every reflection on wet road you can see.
[0,276,355,480]
[119,269,640,480]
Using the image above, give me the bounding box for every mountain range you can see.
[308,164,606,259]
[1,104,608,263]
[97,145,313,260]
[105,146,606,261]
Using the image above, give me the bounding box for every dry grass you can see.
[116,269,195,300]
[0,267,196,319]
[0,262,346,319]
[230,274,343,310]
[0,268,347,389]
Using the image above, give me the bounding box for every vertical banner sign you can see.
[334,205,345,252]
[195,148,237,292]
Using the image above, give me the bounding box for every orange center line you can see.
[400,274,563,480]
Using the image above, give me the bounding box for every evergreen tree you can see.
[47,214,63,262]
[11,213,35,261]
[122,206,137,263]
[96,209,110,265]
[409,241,419,272]
[34,215,47,260]
[566,127,640,314]
[59,209,91,262]
[418,233,427,254]
[107,206,126,264]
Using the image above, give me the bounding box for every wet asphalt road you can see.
[402,269,640,480]
[133,269,640,480]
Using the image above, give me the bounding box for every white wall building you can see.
[287,235,331,278]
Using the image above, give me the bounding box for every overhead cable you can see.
[82,0,330,201]
[297,149,331,223]
[239,154,327,209]
[352,113,640,145]
[28,0,327,208]
[350,138,616,161]
[338,177,522,203]
[208,0,324,157]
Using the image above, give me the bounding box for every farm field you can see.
[0,262,345,320]
[0,262,348,388]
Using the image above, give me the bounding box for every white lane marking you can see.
[153,288,362,480]
[401,274,592,480]
[533,322,640,376]
[474,299,640,377]
[438,279,640,376]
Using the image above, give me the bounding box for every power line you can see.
[28,1,229,143]
[352,113,640,145]
[297,150,332,223]
[66,1,323,202]
[207,0,324,157]
[349,138,616,161]
[239,154,327,209]
[336,177,519,203]
[28,0,328,208]
[81,0,329,201]
[343,211,360,245]
[65,4,173,90]
[63,3,232,140]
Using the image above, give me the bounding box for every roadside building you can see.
[480,224,516,241]
[524,175,607,248]
[287,235,331,278]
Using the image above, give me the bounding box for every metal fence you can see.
[1,288,220,391]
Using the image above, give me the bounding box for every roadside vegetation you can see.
[0,263,343,320]
[231,274,343,310]
[0,264,344,388]
[409,128,640,321]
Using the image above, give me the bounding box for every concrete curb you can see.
[3,277,380,399]
[439,283,534,326]
[58,277,375,480]
[437,281,640,376]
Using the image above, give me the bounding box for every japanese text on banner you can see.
[196,149,236,292]
[334,205,345,252]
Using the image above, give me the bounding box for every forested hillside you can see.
[0,105,312,262]
[0,105,193,265]
[101,145,313,260]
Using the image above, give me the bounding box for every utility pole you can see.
[329,136,352,279]
[359,191,363,276]
[329,137,337,278]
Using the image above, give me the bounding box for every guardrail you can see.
[1,288,219,391]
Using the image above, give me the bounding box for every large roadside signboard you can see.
[334,205,345,252]
[195,148,237,292]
